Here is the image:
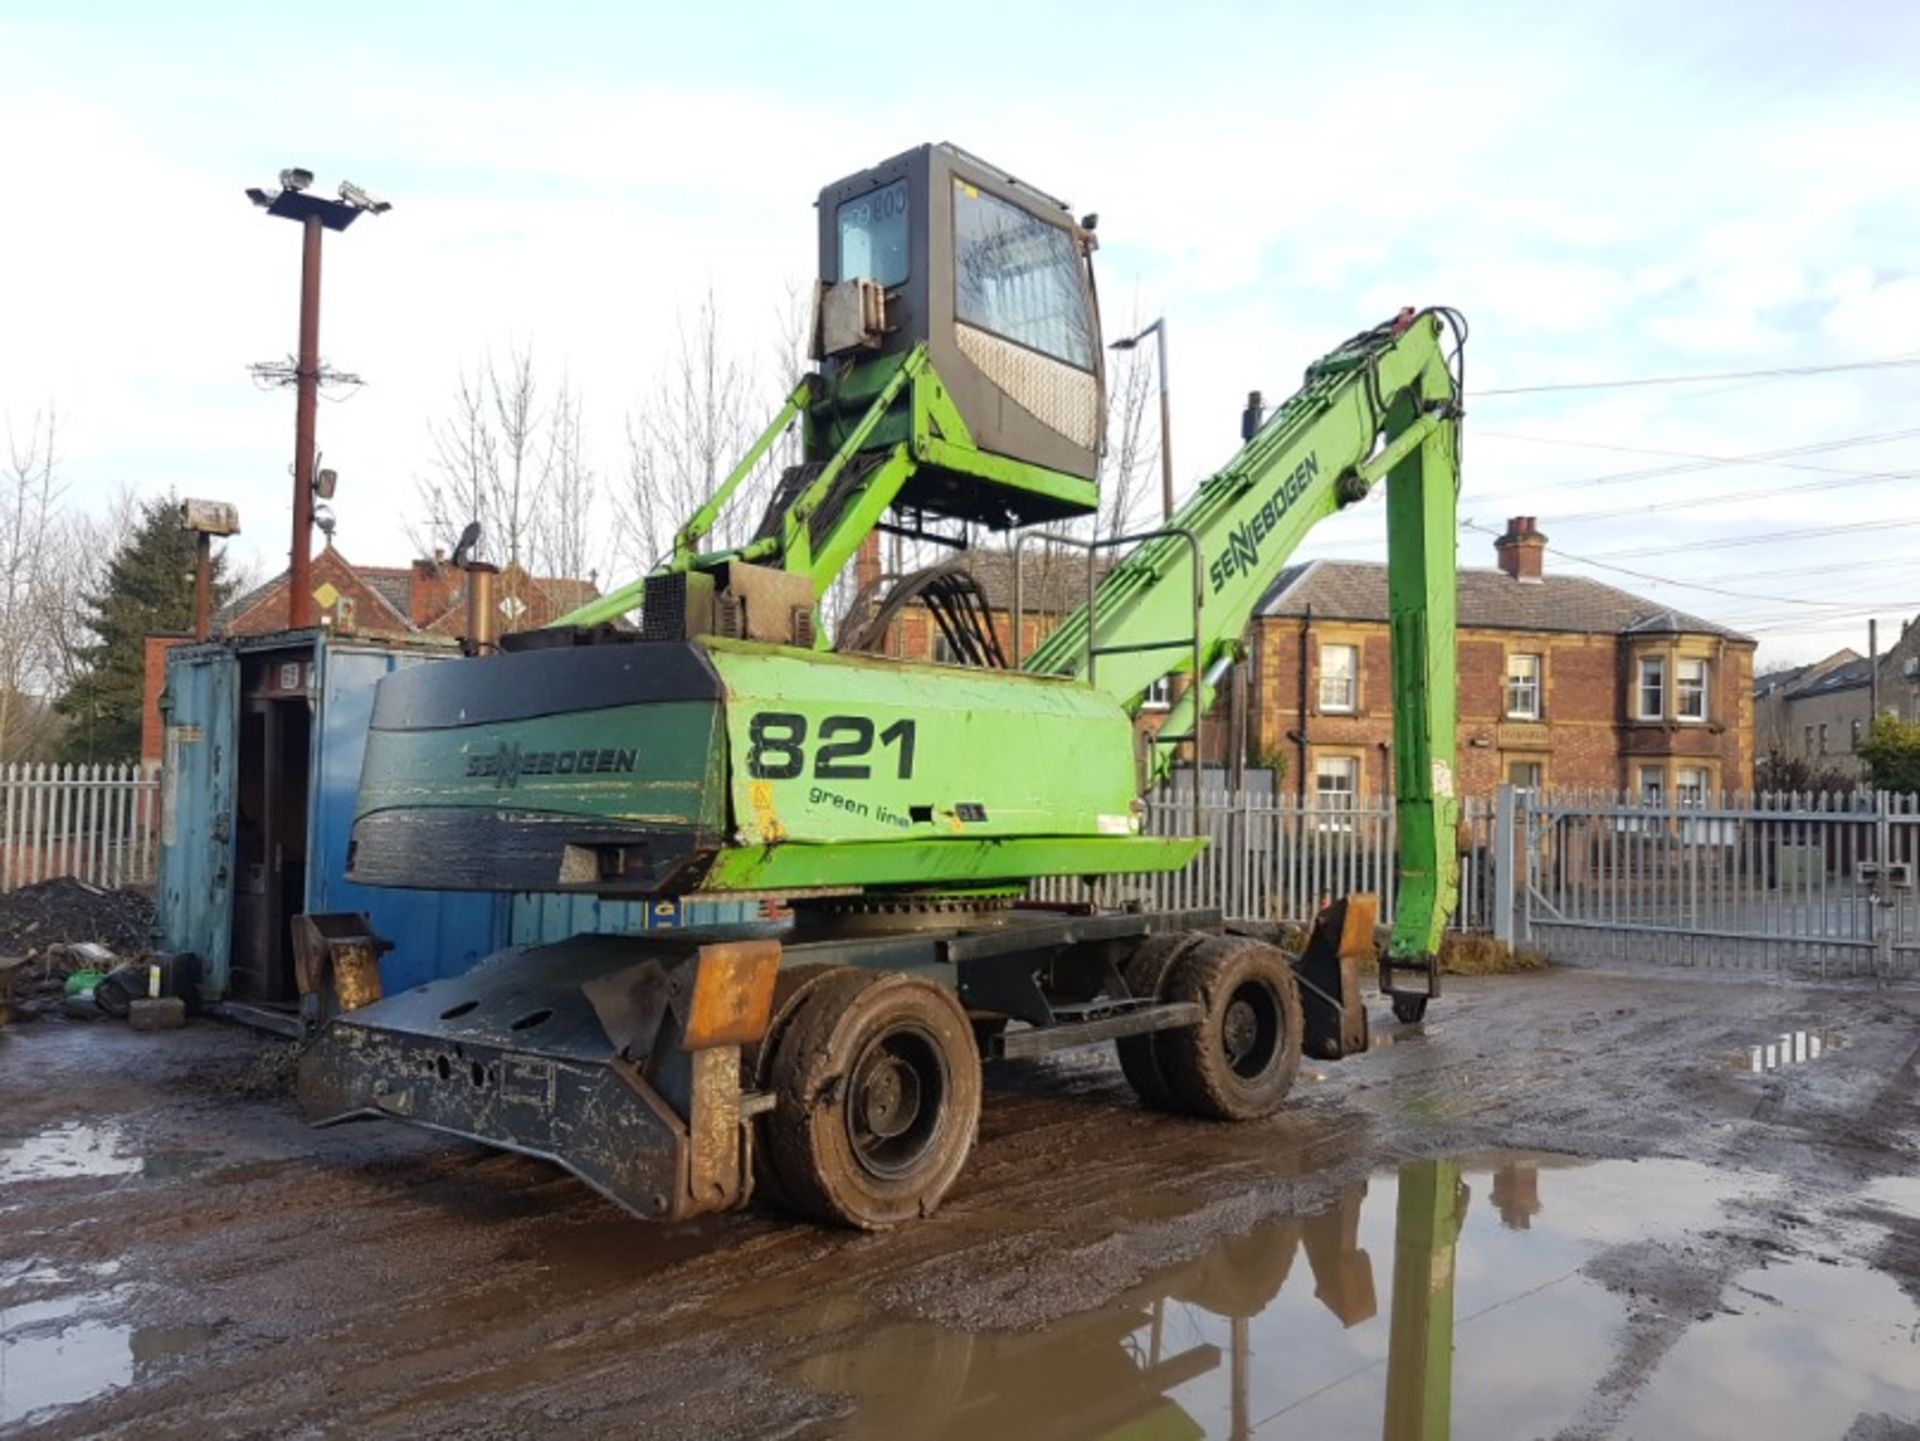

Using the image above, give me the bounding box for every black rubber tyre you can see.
[1115,931,1210,1111]
[1156,935,1303,1121]
[761,969,982,1229]
[1391,993,1429,1025]
[744,963,845,1214]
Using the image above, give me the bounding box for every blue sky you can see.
[3,0,1917,664]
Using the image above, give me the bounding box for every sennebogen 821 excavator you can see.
[298,142,1467,1229]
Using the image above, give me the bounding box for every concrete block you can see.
[129,996,187,1032]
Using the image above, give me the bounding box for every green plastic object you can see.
[64,969,103,997]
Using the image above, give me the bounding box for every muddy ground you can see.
[2,965,1917,1439]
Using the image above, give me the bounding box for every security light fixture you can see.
[313,503,337,539]
[280,167,314,192]
[314,467,338,500]
[337,180,391,215]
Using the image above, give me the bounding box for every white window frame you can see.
[1505,653,1542,720]
[1313,755,1359,813]
[1675,766,1708,807]
[1319,643,1358,713]
[1675,657,1708,723]
[1636,656,1666,722]
[1638,764,1665,806]
[1141,676,1172,712]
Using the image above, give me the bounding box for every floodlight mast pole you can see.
[291,214,323,629]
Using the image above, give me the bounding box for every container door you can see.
[155,650,239,1000]
[304,642,498,992]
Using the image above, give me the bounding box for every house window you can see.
[1804,725,1816,757]
[1818,723,1829,755]
[1675,766,1708,806]
[1315,755,1359,807]
[1507,760,1543,792]
[1852,718,1863,748]
[1319,644,1357,712]
[1675,658,1708,722]
[1505,654,1542,720]
[1142,676,1172,711]
[1638,765,1665,805]
[1636,657,1666,721]
[930,633,956,666]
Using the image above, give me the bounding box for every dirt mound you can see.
[0,877,155,960]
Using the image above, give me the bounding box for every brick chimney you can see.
[1495,516,1547,584]
[410,551,457,627]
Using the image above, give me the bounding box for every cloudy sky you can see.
[3,0,1916,665]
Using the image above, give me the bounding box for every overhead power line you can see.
[1469,355,1920,398]
[1583,516,1920,560]
[1457,520,1910,610]
[1469,425,1920,504]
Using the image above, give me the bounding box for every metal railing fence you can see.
[1030,788,1497,932]
[1520,788,1920,980]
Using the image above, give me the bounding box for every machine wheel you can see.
[1115,931,1210,1111]
[1391,993,1428,1025]
[744,963,845,1213]
[761,969,982,1229]
[1156,935,1303,1122]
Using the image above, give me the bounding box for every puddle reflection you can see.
[0,1279,224,1427]
[1735,1029,1841,1074]
[792,1152,1920,1439]
[0,1122,142,1183]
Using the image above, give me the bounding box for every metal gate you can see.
[1519,789,1920,980]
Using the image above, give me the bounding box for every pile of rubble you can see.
[0,877,154,957]
[0,879,159,1025]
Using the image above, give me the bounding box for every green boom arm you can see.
[1026,307,1467,959]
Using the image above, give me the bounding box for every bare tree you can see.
[529,378,604,587]
[0,409,69,761]
[415,345,554,573]
[619,288,766,573]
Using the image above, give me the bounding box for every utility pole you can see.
[1110,317,1174,520]
[246,169,390,629]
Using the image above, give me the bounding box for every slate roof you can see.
[1785,654,1873,698]
[1256,560,1752,641]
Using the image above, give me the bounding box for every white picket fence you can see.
[0,763,163,892]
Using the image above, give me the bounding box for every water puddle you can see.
[1730,1029,1843,1074]
[0,1122,142,1182]
[785,1152,1920,1439]
[0,1276,224,1427]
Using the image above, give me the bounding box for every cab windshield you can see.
[952,180,1092,370]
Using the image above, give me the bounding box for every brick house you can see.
[140,546,600,762]
[1251,519,1757,806]
[215,544,600,640]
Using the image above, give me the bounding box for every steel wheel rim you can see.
[1221,979,1282,1080]
[846,1022,949,1180]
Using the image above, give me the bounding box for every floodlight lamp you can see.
[313,503,337,538]
[314,467,338,500]
[280,167,314,192]
[338,181,392,215]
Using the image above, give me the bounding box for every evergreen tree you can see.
[1857,715,1920,796]
[56,494,233,762]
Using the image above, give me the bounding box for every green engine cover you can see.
[348,636,1202,899]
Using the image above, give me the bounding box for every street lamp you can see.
[1109,317,1174,522]
[246,170,390,628]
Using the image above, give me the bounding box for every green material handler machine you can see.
[299,143,1468,1228]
